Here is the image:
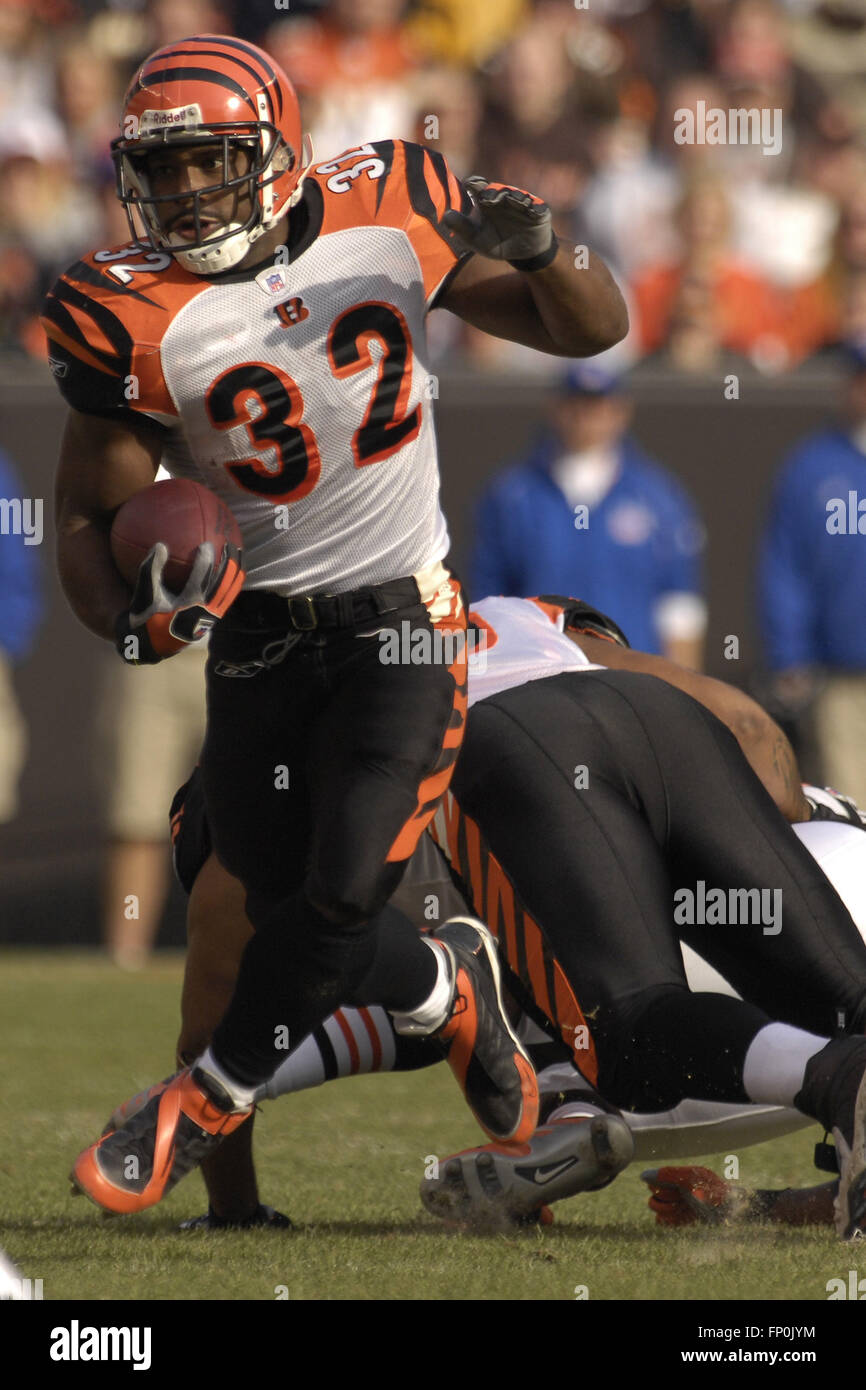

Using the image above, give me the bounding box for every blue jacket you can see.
[469,433,704,654]
[759,429,866,670]
[0,449,43,662]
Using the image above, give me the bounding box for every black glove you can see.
[443,175,558,271]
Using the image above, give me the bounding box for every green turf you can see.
[1,949,864,1301]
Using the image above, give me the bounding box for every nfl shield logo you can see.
[255,264,290,296]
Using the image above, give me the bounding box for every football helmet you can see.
[112,34,310,275]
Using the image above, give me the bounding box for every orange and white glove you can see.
[114,540,244,665]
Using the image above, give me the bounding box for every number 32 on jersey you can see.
[205,300,421,506]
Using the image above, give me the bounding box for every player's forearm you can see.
[520,245,628,356]
[736,718,811,823]
[56,513,130,643]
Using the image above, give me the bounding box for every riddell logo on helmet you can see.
[136,105,203,136]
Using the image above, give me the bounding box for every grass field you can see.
[2,949,865,1303]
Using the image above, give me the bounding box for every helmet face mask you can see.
[112,35,308,275]
[113,127,295,272]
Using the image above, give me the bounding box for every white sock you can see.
[263,1006,398,1101]
[196,1045,259,1111]
[742,1023,828,1108]
[391,939,453,1036]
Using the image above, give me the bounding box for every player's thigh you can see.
[452,683,689,1016]
[200,658,314,894]
[306,626,465,908]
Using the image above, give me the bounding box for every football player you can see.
[130,597,866,1236]
[44,36,629,1214]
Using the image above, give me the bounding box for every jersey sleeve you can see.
[41,253,180,425]
[369,140,474,309]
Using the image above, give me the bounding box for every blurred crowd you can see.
[5,0,866,954]
[5,0,866,374]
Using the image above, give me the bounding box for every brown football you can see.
[110,478,243,593]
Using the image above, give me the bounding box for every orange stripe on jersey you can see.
[434,790,463,876]
[552,960,598,1085]
[317,140,465,306]
[464,817,483,910]
[486,852,517,961]
[527,598,565,626]
[333,1010,361,1075]
[467,611,499,648]
[62,302,123,360]
[46,249,209,419]
[43,323,121,378]
[357,1008,383,1072]
[386,587,467,863]
[521,912,554,1021]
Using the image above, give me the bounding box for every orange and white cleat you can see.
[71,1067,253,1215]
[641,1165,745,1227]
[430,918,539,1146]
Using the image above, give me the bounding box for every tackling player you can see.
[44,36,629,1214]
[122,597,866,1237]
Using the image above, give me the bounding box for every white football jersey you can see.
[467,595,606,706]
[43,140,471,597]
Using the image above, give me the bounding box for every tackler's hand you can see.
[114,540,244,665]
[443,176,558,271]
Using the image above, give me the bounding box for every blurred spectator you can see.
[55,34,123,186]
[0,447,43,823]
[579,72,730,280]
[475,20,599,226]
[144,0,230,51]
[758,344,866,806]
[470,364,707,663]
[408,0,526,67]
[411,64,482,176]
[99,640,208,970]
[0,128,102,354]
[632,172,788,367]
[267,0,422,157]
[788,0,866,143]
[630,269,757,376]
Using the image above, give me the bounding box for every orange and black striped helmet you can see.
[112,34,307,275]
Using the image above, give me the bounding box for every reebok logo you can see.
[49,1321,152,1370]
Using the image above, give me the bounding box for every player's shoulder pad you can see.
[41,243,207,422]
[312,139,472,304]
[533,594,632,649]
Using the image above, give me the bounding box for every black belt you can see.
[227,576,423,631]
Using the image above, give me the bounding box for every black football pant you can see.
[202,581,467,1088]
[448,670,866,1112]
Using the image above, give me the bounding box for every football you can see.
[110,478,242,593]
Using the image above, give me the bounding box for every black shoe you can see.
[431,917,539,1144]
[179,1203,292,1231]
